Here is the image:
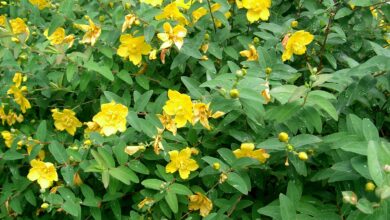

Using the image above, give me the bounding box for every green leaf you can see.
[226,172,249,195]
[117,70,133,85]
[128,160,150,175]
[350,0,371,7]
[48,141,67,164]
[170,183,192,195]
[165,191,178,213]
[134,90,153,112]
[279,194,296,220]
[84,59,114,81]
[3,150,24,160]
[141,179,165,190]
[362,118,379,142]
[102,170,110,189]
[290,134,322,148]
[367,141,384,186]
[217,148,236,165]
[66,63,77,82]
[62,200,80,217]
[335,7,353,19]
[109,166,139,184]
[356,198,373,214]
[181,76,203,99]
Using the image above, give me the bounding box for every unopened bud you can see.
[229,89,239,98]
[298,152,308,161]
[41,203,49,209]
[213,162,220,170]
[291,20,298,28]
[278,132,289,142]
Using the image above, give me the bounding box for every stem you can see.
[206,0,217,33]
[318,2,339,71]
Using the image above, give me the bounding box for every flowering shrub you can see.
[0,0,390,219]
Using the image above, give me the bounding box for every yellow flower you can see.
[124,145,146,156]
[7,86,31,113]
[370,6,378,19]
[233,143,270,163]
[92,102,128,136]
[155,3,189,25]
[12,72,26,87]
[51,109,82,136]
[242,0,271,23]
[192,103,224,130]
[27,159,58,189]
[1,131,14,148]
[163,90,193,128]
[0,107,24,126]
[122,14,137,33]
[29,0,50,10]
[75,17,101,46]
[282,30,314,62]
[157,111,177,135]
[188,192,213,217]
[166,147,199,179]
[157,22,187,50]
[175,0,192,10]
[240,44,258,61]
[192,7,208,23]
[10,18,30,41]
[261,81,271,104]
[149,49,157,60]
[0,15,6,27]
[44,28,65,45]
[140,0,163,6]
[84,121,102,134]
[117,34,152,66]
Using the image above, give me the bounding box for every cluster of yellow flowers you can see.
[52,102,128,137]
[7,73,31,113]
[158,90,224,135]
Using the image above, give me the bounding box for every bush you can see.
[0,0,389,219]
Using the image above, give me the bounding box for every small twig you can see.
[227,195,242,217]
[206,0,217,33]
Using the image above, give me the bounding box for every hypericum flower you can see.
[233,143,270,163]
[163,90,193,128]
[188,192,213,217]
[0,106,24,126]
[192,7,208,23]
[1,131,15,148]
[29,0,49,10]
[92,102,128,136]
[140,0,163,6]
[242,0,271,23]
[121,14,137,33]
[7,86,31,113]
[157,111,177,135]
[27,159,58,189]
[175,0,192,10]
[117,34,152,66]
[51,109,82,136]
[215,11,232,28]
[124,145,146,156]
[44,28,65,45]
[74,16,101,46]
[149,49,157,60]
[261,81,271,104]
[13,72,26,87]
[84,121,102,134]
[10,18,30,41]
[0,15,6,27]
[157,22,187,50]
[166,147,199,179]
[29,0,50,10]
[192,103,224,130]
[155,3,189,25]
[282,30,314,61]
[240,44,258,61]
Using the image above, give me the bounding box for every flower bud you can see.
[298,152,308,161]
[265,67,272,75]
[219,173,228,183]
[213,162,220,170]
[309,75,317,82]
[41,203,49,209]
[286,144,294,151]
[191,147,199,155]
[365,182,375,192]
[253,37,260,44]
[278,132,289,142]
[125,3,131,9]
[342,191,358,205]
[291,20,298,28]
[99,15,105,23]
[204,33,210,40]
[229,89,239,98]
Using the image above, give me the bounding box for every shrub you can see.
[0,0,389,219]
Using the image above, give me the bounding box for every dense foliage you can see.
[0,0,390,219]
